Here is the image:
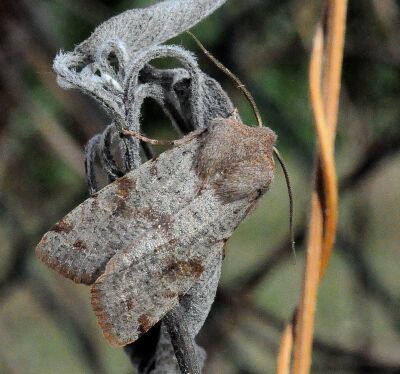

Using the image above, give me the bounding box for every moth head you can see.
[196,117,276,203]
[203,117,276,161]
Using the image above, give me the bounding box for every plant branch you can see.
[280,2,347,373]
[164,306,202,374]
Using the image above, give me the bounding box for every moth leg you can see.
[84,134,101,195]
[121,127,203,146]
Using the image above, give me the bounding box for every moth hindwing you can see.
[36,117,276,346]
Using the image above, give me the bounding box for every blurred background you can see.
[0,0,399,373]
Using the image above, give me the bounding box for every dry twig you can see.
[277,2,348,373]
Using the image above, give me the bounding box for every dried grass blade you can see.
[276,1,347,373]
[292,194,323,374]
[319,0,348,277]
[276,321,294,374]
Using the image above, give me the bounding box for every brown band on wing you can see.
[91,275,158,346]
[115,175,136,199]
[91,278,127,346]
[50,218,73,234]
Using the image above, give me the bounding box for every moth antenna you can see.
[273,147,296,263]
[187,31,263,128]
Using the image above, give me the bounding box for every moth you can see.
[36,31,295,348]
[36,117,278,346]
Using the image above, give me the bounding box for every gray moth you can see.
[36,117,276,346]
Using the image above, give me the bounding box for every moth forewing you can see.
[35,135,204,284]
[36,117,276,346]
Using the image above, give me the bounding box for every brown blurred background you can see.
[0,0,399,373]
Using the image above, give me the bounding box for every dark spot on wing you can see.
[163,290,177,298]
[125,298,134,311]
[162,259,204,279]
[157,212,173,234]
[138,314,152,335]
[186,259,205,278]
[167,238,179,246]
[116,175,135,199]
[112,199,133,218]
[149,160,158,177]
[140,209,173,235]
[73,239,87,250]
[51,218,73,234]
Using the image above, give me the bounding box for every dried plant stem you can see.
[164,306,201,374]
[276,321,294,374]
[276,1,347,373]
[319,0,348,277]
[292,194,323,374]
[323,0,348,133]
[307,24,338,281]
